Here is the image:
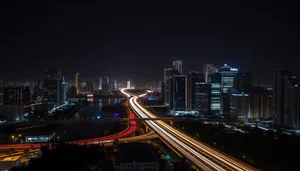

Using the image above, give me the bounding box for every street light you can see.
[11,135,15,139]
[18,134,22,137]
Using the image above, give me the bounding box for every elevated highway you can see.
[123,89,257,171]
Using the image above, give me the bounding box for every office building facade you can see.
[187,71,210,115]
[75,72,80,94]
[234,73,253,92]
[172,75,187,111]
[219,64,238,93]
[98,78,103,90]
[173,60,183,74]
[59,78,66,104]
[203,64,218,83]
[227,88,251,122]
[208,73,222,115]
[274,69,300,129]
[43,69,62,104]
[3,87,30,105]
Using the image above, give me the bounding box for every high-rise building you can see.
[208,73,221,115]
[273,69,300,128]
[187,71,210,115]
[3,87,30,105]
[104,76,109,84]
[75,73,80,94]
[92,81,97,91]
[114,80,118,91]
[251,86,274,120]
[83,81,93,92]
[172,75,187,111]
[173,60,183,74]
[102,76,110,92]
[127,79,131,89]
[226,88,251,122]
[98,78,103,91]
[67,86,77,98]
[160,81,165,103]
[219,64,238,93]
[0,105,24,122]
[164,68,178,107]
[203,64,218,83]
[234,73,253,92]
[43,68,62,104]
[59,77,66,104]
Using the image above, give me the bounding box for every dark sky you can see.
[1,1,299,84]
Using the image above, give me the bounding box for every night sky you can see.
[1,1,299,84]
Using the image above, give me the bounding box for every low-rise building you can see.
[116,142,160,171]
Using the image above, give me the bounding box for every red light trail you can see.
[0,113,136,150]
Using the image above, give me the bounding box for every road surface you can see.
[127,93,258,171]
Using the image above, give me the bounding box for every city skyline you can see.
[1,1,300,84]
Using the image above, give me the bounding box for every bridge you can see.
[1,117,225,126]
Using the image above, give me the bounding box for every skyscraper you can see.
[59,77,66,104]
[75,73,80,94]
[251,86,274,120]
[187,72,211,115]
[3,87,30,105]
[172,75,187,111]
[273,69,300,128]
[227,88,251,122]
[102,76,110,92]
[203,64,218,83]
[104,76,109,84]
[234,73,253,92]
[219,64,238,93]
[173,60,183,74]
[208,73,222,115]
[164,68,176,106]
[43,68,62,104]
[98,78,103,91]
[127,79,131,89]
[114,80,118,91]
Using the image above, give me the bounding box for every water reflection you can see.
[74,98,123,119]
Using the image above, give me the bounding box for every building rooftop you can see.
[116,142,159,164]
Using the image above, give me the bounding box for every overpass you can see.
[122,88,258,171]
[2,117,225,126]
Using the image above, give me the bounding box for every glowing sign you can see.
[231,93,248,97]
[230,68,238,72]
[87,94,93,97]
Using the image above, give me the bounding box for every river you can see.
[73,97,124,120]
[60,97,124,141]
